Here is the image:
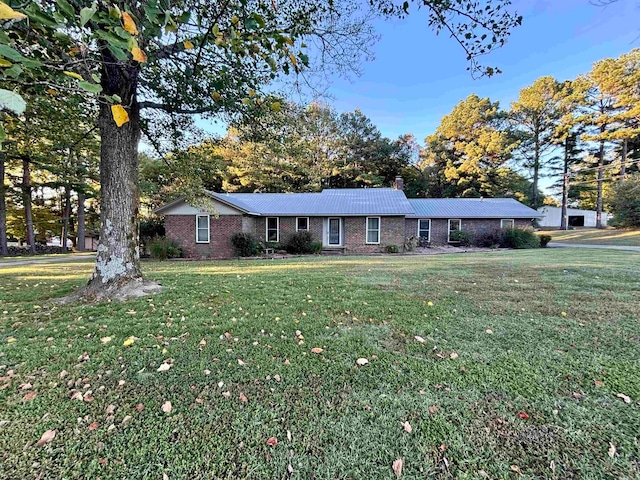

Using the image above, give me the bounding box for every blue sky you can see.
[327,0,639,142]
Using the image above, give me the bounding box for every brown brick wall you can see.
[405,218,534,245]
[246,216,323,246]
[165,214,243,259]
[343,216,405,253]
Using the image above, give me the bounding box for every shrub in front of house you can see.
[404,236,419,252]
[539,234,552,248]
[449,230,473,246]
[501,228,540,249]
[473,229,504,248]
[148,236,183,260]
[231,232,259,257]
[385,244,399,253]
[310,242,323,254]
[286,231,313,254]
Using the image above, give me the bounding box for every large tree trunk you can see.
[82,56,160,300]
[560,137,569,230]
[77,189,86,251]
[62,185,71,253]
[595,137,605,229]
[0,153,8,256]
[22,158,36,254]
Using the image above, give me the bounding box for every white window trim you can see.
[501,219,515,229]
[448,219,461,243]
[417,218,431,243]
[195,214,210,243]
[296,217,310,232]
[265,217,279,243]
[366,216,381,245]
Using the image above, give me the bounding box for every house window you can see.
[501,219,515,229]
[266,217,279,242]
[366,217,381,244]
[296,217,309,232]
[196,214,210,243]
[448,219,461,243]
[417,219,431,242]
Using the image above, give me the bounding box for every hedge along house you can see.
[154,182,542,259]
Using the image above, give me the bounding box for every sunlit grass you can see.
[1,250,639,479]
[538,228,640,246]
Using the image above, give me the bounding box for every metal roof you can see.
[408,198,543,219]
[207,188,415,216]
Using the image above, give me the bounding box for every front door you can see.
[328,218,341,245]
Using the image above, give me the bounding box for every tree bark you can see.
[62,185,71,253]
[77,189,86,251]
[595,136,605,229]
[82,54,159,300]
[560,137,569,230]
[620,138,627,180]
[532,128,540,208]
[22,158,36,254]
[0,153,8,256]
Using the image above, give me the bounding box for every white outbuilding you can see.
[537,206,611,228]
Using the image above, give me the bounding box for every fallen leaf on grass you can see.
[485,329,493,334]
[266,436,277,446]
[428,404,438,414]
[517,411,530,420]
[239,393,248,403]
[122,415,132,424]
[157,363,172,372]
[594,380,604,387]
[136,403,145,412]
[402,421,412,433]
[449,352,458,359]
[356,358,369,366]
[19,382,32,391]
[100,337,112,344]
[392,458,403,478]
[311,347,323,354]
[88,422,99,431]
[237,359,247,366]
[23,391,37,401]
[69,390,83,401]
[204,369,211,375]
[123,336,136,347]
[198,339,206,350]
[616,393,631,404]
[608,442,617,458]
[36,429,55,447]
[161,401,172,413]
[106,404,115,415]
[414,336,425,343]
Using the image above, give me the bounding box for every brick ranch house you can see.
[154,179,542,259]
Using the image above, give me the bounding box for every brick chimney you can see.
[393,175,404,191]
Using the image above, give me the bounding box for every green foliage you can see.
[608,174,640,227]
[148,236,182,260]
[230,232,259,257]
[310,242,323,254]
[539,234,552,248]
[385,244,399,253]
[139,218,165,241]
[502,228,540,249]
[448,230,473,246]
[286,231,313,254]
[473,229,504,248]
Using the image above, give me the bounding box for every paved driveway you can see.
[548,242,640,252]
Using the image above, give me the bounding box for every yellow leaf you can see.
[131,47,147,63]
[0,59,12,67]
[288,52,297,67]
[0,2,27,20]
[46,89,58,96]
[271,101,281,112]
[7,336,16,343]
[122,12,138,35]
[212,91,221,101]
[122,335,136,347]
[63,71,83,80]
[183,40,195,50]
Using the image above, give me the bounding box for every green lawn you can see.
[1,251,639,479]
[538,228,640,246]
